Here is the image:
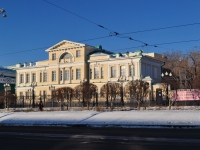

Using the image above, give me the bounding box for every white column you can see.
[126,63,129,78]
[116,64,120,78]
[99,66,101,79]
[24,72,26,83]
[62,68,65,84]
[18,73,20,85]
[69,67,71,83]
[108,65,110,79]
[30,71,32,83]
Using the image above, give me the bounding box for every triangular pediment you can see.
[45,40,85,52]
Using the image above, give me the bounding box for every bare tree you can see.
[125,80,149,110]
[100,82,121,110]
[54,87,74,110]
[74,82,97,110]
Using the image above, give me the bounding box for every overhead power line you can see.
[0,38,199,58]
[43,0,147,45]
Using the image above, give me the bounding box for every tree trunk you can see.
[137,101,140,110]
[87,101,89,110]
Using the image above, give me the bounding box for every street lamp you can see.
[4,83,10,111]
[0,8,7,18]
[30,82,37,108]
[49,85,55,107]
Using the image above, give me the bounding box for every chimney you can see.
[30,62,33,66]
[24,62,27,67]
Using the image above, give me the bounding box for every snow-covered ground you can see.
[0,110,200,128]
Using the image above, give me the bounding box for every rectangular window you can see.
[154,67,158,79]
[101,67,104,79]
[43,72,47,82]
[71,69,74,80]
[146,65,151,76]
[111,66,116,78]
[76,50,81,57]
[120,66,126,77]
[130,65,135,76]
[26,74,30,83]
[142,64,146,77]
[76,69,81,80]
[65,70,69,80]
[32,73,36,82]
[20,74,24,83]
[25,91,29,99]
[20,92,23,99]
[52,71,56,81]
[40,72,42,82]
[90,69,92,79]
[52,53,56,60]
[94,67,99,79]
[43,90,47,99]
[60,71,62,81]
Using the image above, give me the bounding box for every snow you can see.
[0,110,200,128]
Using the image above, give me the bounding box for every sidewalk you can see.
[0,110,200,128]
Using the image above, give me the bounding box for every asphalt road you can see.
[0,126,200,150]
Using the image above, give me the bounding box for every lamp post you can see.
[0,8,6,18]
[4,83,10,111]
[49,85,55,107]
[161,71,174,109]
[30,82,37,108]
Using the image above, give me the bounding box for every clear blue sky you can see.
[1,0,200,67]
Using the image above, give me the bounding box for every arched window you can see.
[60,52,73,63]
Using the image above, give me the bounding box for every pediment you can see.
[45,40,85,52]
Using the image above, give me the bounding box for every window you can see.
[94,67,99,79]
[154,67,158,79]
[101,67,104,78]
[25,91,29,99]
[26,74,30,83]
[52,53,56,60]
[60,71,62,81]
[43,90,46,98]
[52,71,56,81]
[71,69,74,80]
[20,92,23,99]
[120,66,126,77]
[76,50,81,57]
[20,74,24,83]
[130,65,135,76]
[90,69,92,79]
[142,64,146,77]
[76,69,81,80]
[146,65,151,76]
[40,72,42,82]
[65,70,69,80]
[111,66,116,78]
[32,73,36,82]
[43,72,47,82]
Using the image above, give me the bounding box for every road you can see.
[0,126,200,150]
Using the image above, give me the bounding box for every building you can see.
[13,40,163,102]
[0,67,16,92]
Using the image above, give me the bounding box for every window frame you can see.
[76,50,81,58]
[76,68,81,80]
[52,53,56,60]
[52,71,56,81]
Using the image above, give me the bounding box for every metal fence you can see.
[1,94,200,110]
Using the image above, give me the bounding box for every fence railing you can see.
[0,94,200,109]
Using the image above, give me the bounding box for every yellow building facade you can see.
[13,40,163,101]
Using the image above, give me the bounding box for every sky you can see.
[0,0,200,67]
